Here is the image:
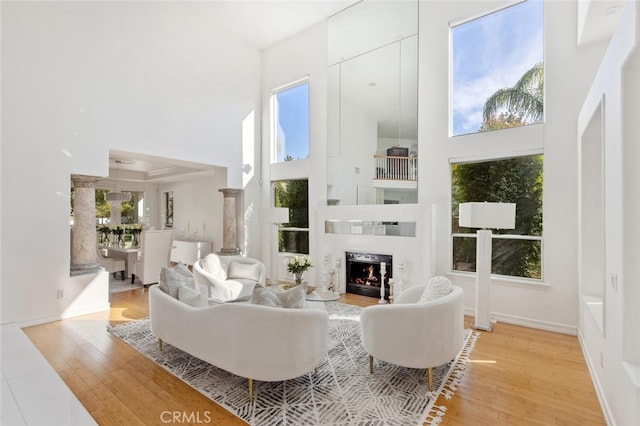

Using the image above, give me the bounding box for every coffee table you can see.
[306,289,341,302]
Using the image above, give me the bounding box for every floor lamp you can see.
[459,202,516,332]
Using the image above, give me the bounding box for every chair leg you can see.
[158,338,163,351]
[248,378,254,401]
[428,367,433,391]
[121,271,125,281]
[314,367,318,377]
[131,274,135,284]
[369,355,373,373]
[113,272,117,279]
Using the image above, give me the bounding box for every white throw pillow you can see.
[418,276,453,304]
[159,266,188,299]
[250,284,306,309]
[175,262,197,289]
[228,261,261,282]
[178,284,208,308]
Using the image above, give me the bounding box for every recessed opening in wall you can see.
[345,251,392,299]
[579,97,605,335]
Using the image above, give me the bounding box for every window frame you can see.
[449,152,544,281]
[449,0,544,137]
[273,179,309,256]
[270,77,311,164]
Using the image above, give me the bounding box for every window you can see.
[274,179,309,254]
[451,154,543,279]
[451,0,544,136]
[271,80,310,163]
[118,191,143,224]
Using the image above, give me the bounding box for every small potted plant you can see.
[285,255,314,285]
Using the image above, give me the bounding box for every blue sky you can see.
[275,82,310,161]
[452,0,544,136]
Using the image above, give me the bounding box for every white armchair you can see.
[134,230,173,286]
[193,253,266,302]
[360,283,465,390]
[97,246,125,280]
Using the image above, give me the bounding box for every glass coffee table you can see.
[306,289,341,302]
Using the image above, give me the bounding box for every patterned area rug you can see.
[109,302,478,425]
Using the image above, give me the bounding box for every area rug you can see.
[108,302,479,425]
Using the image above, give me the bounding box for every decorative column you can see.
[70,174,101,276]
[219,188,242,255]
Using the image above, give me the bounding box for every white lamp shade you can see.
[459,202,516,230]
[261,207,290,224]
[273,207,289,224]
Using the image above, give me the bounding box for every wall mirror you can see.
[327,0,418,206]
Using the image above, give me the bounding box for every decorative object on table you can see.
[97,225,110,246]
[322,255,330,290]
[285,255,314,285]
[388,278,395,303]
[127,224,143,247]
[378,261,387,304]
[458,202,516,332]
[109,302,478,425]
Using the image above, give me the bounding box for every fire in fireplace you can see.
[345,252,392,299]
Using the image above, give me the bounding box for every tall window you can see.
[451,154,543,279]
[451,0,544,136]
[274,179,309,254]
[271,80,310,163]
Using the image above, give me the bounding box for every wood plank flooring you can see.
[22,288,605,425]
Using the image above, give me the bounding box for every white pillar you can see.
[474,229,493,331]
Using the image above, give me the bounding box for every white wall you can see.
[578,2,640,424]
[1,2,262,324]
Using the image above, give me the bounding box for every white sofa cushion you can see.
[418,276,453,304]
[178,284,209,308]
[250,284,306,309]
[228,261,261,282]
[175,262,197,289]
[159,266,190,298]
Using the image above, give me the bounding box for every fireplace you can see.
[345,251,392,299]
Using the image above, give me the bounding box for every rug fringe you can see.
[422,331,481,426]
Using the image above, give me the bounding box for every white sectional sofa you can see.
[148,284,329,400]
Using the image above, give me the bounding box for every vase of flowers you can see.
[285,255,313,285]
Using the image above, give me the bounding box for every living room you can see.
[1,0,639,425]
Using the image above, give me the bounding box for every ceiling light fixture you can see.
[106,160,131,202]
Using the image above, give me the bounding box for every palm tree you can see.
[482,62,544,127]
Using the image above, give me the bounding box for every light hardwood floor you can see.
[23,288,606,425]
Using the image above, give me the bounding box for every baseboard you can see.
[463,308,577,335]
[577,331,616,426]
[16,303,111,328]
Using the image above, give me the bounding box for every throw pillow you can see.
[178,284,208,308]
[227,261,261,282]
[250,284,307,309]
[418,276,453,304]
[158,266,188,299]
[249,286,279,307]
[175,262,197,290]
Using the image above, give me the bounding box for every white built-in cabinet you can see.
[170,240,212,266]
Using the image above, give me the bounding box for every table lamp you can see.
[459,202,516,331]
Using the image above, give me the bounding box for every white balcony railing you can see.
[374,155,417,181]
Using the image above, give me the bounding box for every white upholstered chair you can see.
[193,253,266,302]
[360,283,465,390]
[133,230,173,286]
[96,247,125,280]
